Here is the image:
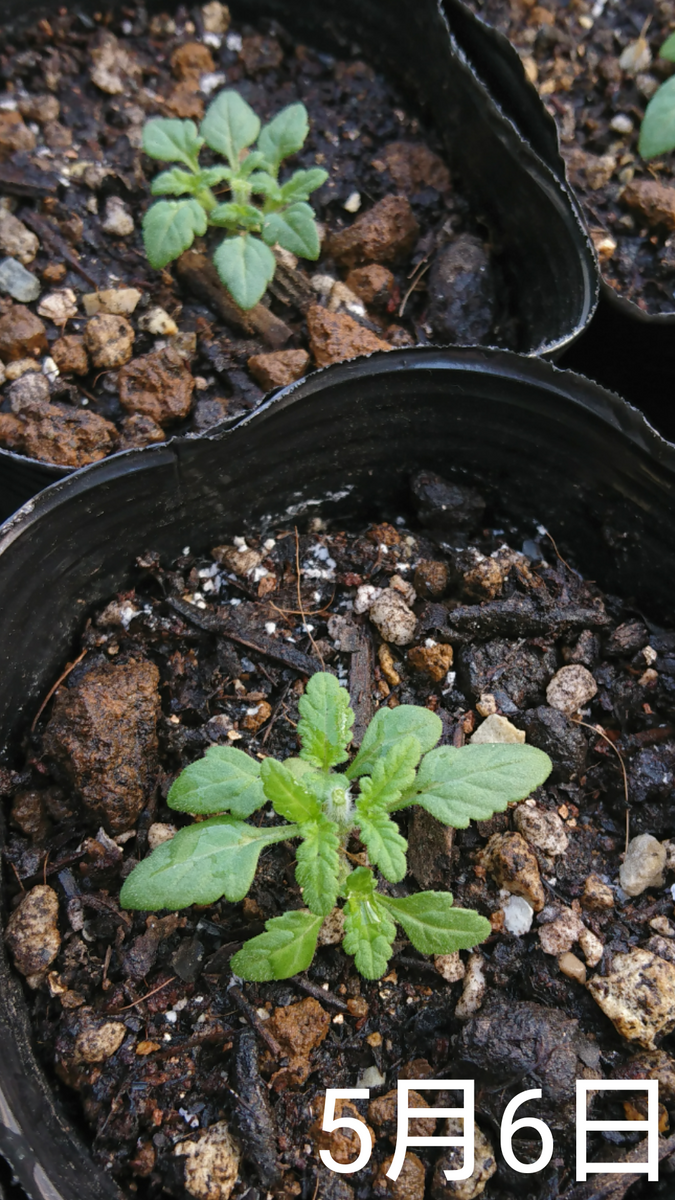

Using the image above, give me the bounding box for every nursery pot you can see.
[1,345,675,1200]
[0,0,597,520]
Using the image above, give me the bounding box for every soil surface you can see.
[467,0,675,315]
[3,470,675,1200]
[0,2,508,468]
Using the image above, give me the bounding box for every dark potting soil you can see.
[0,2,510,469]
[467,0,675,315]
[3,470,675,1200]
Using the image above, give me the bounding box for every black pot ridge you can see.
[0,0,597,520]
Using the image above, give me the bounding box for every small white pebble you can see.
[343,191,361,213]
[357,1065,385,1088]
[610,113,633,134]
[263,538,275,550]
[165,1011,178,1024]
[502,894,534,936]
[226,31,243,50]
[200,71,226,94]
[265,621,277,635]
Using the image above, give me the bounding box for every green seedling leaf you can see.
[213,234,276,309]
[396,742,552,824]
[168,744,266,818]
[142,199,207,268]
[639,76,675,158]
[661,31,675,61]
[296,814,340,915]
[231,909,322,981]
[199,165,234,187]
[151,167,199,197]
[200,90,261,167]
[347,705,442,780]
[210,202,263,230]
[261,758,322,823]
[297,671,355,771]
[262,203,321,260]
[247,171,283,201]
[120,817,296,910]
[238,150,268,177]
[357,809,408,883]
[379,891,491,955]
[357,736,421,811]
[142,118,204,167]
[342,868,396,979]
[258,102,309,169]
[280,168,329,203]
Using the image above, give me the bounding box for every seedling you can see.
[639,32,675,158]
[141,90,327,309]
[121,673,552,980]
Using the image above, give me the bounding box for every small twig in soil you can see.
[42,850,50,886]
[399,257,432,317]
[111,975,177,1013]
[31,648,87,732]
[544,530,581,578]
[261,682,292,746]
[10,862,25,892]
[295,527,324,668]
[227,980,283,1058]
[168,596,317,675]
[295,975,348,1013]
[573,718,630,852]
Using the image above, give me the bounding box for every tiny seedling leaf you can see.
[356,809,408,883]
[142,199,207,269]
[151,167,199,197]
[142,118,204,167]
[258,102,309,169]
[342,868,396,979]
[397,742,552,825]
[295,815,341,915]
[210,202,263,230]
[247,171,283,201]
[261,758,322,824]
[639,75,675,158]
[347,705,442,779]
[356,736,421,811]
[199,165,234,187]
[280,168,329,203]
[262,203,321,260]
[231,909,322,981]
[119,817,296,910]
[168,744,266,818]
[200,90,261,167]
[297,671,355,770]
[661,31,675,62]
[213,234,276,309]
[379,890,491,955]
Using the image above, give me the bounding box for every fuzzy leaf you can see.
[258,102,309,169]
[239,151,268,177]
[357,736,421,811]
[342,867,396,979]
[280,168,329,203]
[142,199,207,269]
[168,744,266,818]
[396,742,552,825]
[213,234,276,309]
[201,90,260,166]
[143,118,203,167]
[120,817,296,910]
[231,909,322,981]
[248,171,283,200]
[210,202,263,230]
[262,203,320,260]
[261,758,321,823]
[297,671,355,770]
[199,165,234,187]
[661,31,675,61]
[357,810,408,883]
[151,167,199,196]
[347,705,442,780]
[639,76,675,158]
[379,891,491,955]
[296,815,341,915]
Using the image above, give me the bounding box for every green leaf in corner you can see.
[210,202,264,231]
[661,31,675,62]
[151,167,199,197]
[213,234,276,309]
[231,909,322,981]
[168,744,266,818]
[200,90,261,167]
[258,102,309,170]
[119,817,296,910]
[357,736,421,810]
[639,76,675,158]
[295,815,340,915]
[395,742,552,825]
[347,705,442,780]
[342,867,396,980]
[261,758,321,824]
[142,118,204,167]
[378,891,491,955]
[247,171,283,201]
[280,168,329,203]
[356,809,408,883]
[262,203,321,260]
[297,672,355,770]
[142,199,207,269]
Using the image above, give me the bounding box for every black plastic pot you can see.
[2,345,675,1200]
[0,0,597,521]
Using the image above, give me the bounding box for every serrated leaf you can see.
[297,671,355,771]
[661,31,675,61]
[200,90,261,167]
[151,167,199,197]
[248,171,283,201]
[379,891,491,955]
[143,118,204,167]
[120,817,296,910]
[142,199,207,269]
[357,809,408,883]
[280,168,329,203]
[342,869,396,980]
[212,234,276,309]
[199,165,234,187]
[261,758,321,823]
[210,202,263,231]
[258,102,309,169]
[238,151,268,177]
[357,736,421,811]
[231,909,322,981]
[296,814,340,915]
[347,705,442,780]
[639,76,675,158]
[262,203,320,260]
[396,742,552,825]
[168,744,266,818]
